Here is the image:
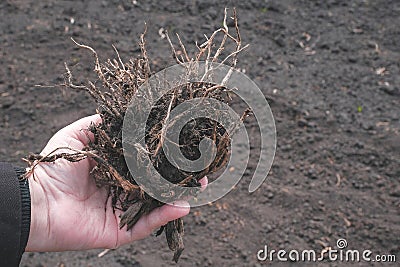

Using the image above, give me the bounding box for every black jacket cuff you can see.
[0,163,31,266]
[16,167,31,257]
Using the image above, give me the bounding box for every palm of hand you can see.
[26,115,189,252]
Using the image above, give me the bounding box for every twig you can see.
[139,23,151,79]
[166,31,184,65]
[64,63,88,90]
[112,44,126,71]
[98,249,111,257]
[336,173,341,187]
[176,33,190,62]
[25,147,139,192]
[154,91,177,156]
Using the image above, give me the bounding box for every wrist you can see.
[14,167,31,255]
[25,167,50,252]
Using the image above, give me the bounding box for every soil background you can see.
[1,0,399,266]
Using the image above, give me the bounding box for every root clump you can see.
[26,8,248,262]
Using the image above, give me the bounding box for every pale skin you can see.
[26,114,206,252]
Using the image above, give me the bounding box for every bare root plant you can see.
[25,8,249,262]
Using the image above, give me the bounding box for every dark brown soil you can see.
[1,0,399,266]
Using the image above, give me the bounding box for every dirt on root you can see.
[0,0,399,266]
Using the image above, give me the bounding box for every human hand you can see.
[26,115,204,252]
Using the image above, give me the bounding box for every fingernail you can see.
[169,200,190,208]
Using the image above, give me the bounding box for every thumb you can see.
[41,114,102,154]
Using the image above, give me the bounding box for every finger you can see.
[118,200,190,246]
[199,176,208,191]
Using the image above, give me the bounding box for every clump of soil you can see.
[26,8,248,262]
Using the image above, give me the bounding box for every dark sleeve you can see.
[0,162,31,267]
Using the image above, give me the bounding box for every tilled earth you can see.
[0,0,399,266]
